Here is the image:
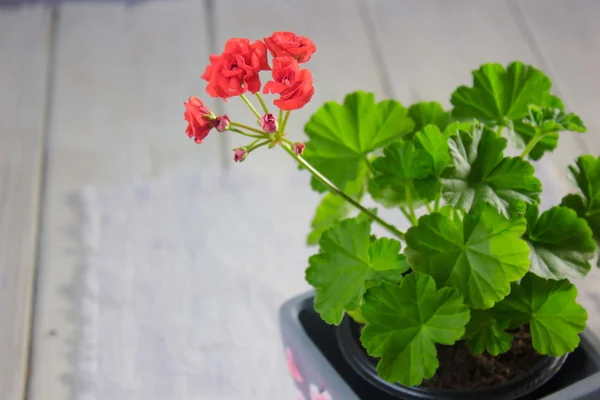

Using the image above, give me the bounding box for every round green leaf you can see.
[465,309,512,356]
[441,122,541,217]
[405,204,530,309]
[369,140,439,208]
[407,101,451,140]
[496,273,587,356]
[306,218,408,325]
[360,272,470,386]
[303,91,414,192]
[451,62,551,125]
[525,205,595,280]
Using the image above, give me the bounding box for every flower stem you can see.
[230,128,264,139]
[278,108,283,126]
[255,93,269,114]
[248,140,270,152]
[425,203,433,213]
[281,143,405,240]
[400,207,418,226]
[240,94,262,120]
[520,129,543,158]
[279,110,291,134]
[230,122,267,135]
[434,194,441,212]
[404,184,417,223]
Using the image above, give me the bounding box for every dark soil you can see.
[420,325,543,390]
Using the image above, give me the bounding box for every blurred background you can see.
[1,0,599,399]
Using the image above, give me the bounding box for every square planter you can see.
[279,291,600,400]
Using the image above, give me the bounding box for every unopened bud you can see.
[233,148,247,162]
[260,113,279,134]
[293,142,306,155]
[214,115,230,132]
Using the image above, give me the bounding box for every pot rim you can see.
[336,314,569,400]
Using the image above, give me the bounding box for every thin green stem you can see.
[425,203,433,213]
[400,207,418,226]
[364,156,376,176]
[255,93,269,114]
[404,184,417,223]
[248,140,270,152]
[520,129,544,158]
[434,194,441,212]
[278,108,283,126]
[240,94,262,120]
[230,122,267,135]
[279,110,291,134]
[230,128,264,139]
[281,144,405,240]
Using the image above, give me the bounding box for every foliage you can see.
[302,62,594,386]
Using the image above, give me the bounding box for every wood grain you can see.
[0,6,51,400]
[27,2,221,399]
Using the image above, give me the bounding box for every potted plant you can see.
[182,32,600,400]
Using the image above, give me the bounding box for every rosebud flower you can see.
[293,142,306,155]
[260,113,279,134]
[184,96,215,144]
[233,148,247,163]
[214,115,230,132]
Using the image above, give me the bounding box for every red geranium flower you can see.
[264,32,316,63]
[202,38,270,100]
[263,57,314,111]
[184,96,214,144]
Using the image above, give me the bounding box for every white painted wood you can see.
[28,2,223,400]
[365,0,600,333]
[0,6,51,400]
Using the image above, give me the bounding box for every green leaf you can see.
[441,122,542,217]
[307,167,367,245]
[512,104,586,160]
[405,204,530,309]
[524,204,595,280]
[369,140,439,208]
[407,101,451,139]
[561,156,600,240]
[465,309,512,356]
[414,123,459,176]
[303,91,414,192]
[451,61,552,125]
[496,273,587,356]
[360,272,470,386]
[306,218,409,325]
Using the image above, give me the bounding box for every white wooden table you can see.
[1,1,600,399]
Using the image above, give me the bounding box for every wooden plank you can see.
[0,6,51,400]
[364,0,600,332]
[27,2,222,400]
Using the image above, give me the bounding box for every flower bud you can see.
[214,115,230,132]
[293,142,306,155]
[260,113,279,134]
[233,148,247,162]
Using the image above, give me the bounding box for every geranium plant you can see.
[183,32,598,388]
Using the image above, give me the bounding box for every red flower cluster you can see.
[202,39,270,99]
[202,32,316,111]
[264,57,314,111]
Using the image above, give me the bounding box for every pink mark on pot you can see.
[309,384,332,400]
[296,387,307,400]
[286,347,303,383]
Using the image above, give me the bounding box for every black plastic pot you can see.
[336,315,568,400]
[279,291,600,400]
